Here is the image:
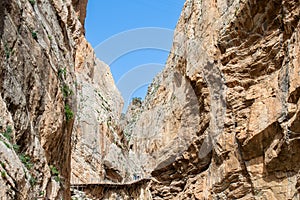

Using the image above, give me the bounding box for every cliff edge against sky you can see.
[0,0,300,199]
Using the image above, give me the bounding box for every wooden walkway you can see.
[70,178,152,190]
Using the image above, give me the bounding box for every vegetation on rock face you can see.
[29,176,37,187]
[58,67,75,122]
[1,171,6,178]
[62,84,74,98]
[12,144,20,153]
[1,126,12,141]
[123,130,131,141]
[31,31,38,40]
[50,165,61,182]
[0,126,14,149]
[19,154,33,170]
[29,0,35,6]
[132,97,142,105]
[58,68,67,80]
[65,104,74,122]
[4,44,11,59]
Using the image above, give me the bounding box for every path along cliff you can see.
[0,0,300,200]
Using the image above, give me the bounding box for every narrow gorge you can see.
[0,0,299,199]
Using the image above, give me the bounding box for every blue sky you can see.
[85,0,185,111]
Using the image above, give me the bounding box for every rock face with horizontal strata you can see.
[1,0,300,199]
[125,0,300,199]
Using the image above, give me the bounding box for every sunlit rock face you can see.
[0,0,84,199]
[1,0,299,199]
[0,0,145,198]
[125,0,300,199]
[71,35,142,185]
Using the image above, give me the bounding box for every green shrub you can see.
[4,44,11,59]
[65,104,74,122]
[12,144,20,153]
[50,165,59,176]
[29,0,35,6]
[19,154,33,169]
[132,97,142,102]
[123,130,131,141]
[31,31,38,40]
[50,165,60,182]
[132,97,142,105]
[29,176,37,186]
[54,175,61,182]
[62,84,73,98]
[2,126,12,141]
[0,139,10,148]
[58,68,67,79]
[1,171,6,178]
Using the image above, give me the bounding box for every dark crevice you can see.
[288,87,300,104]
[56,13,71,52]
[235,135,255,196]
[0,0,12,39]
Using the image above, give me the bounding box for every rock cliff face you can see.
[126,0,300,199]
[70,35,141,185]
[0,0,141,199]
[1,0,300,199]
[0,0,87,199]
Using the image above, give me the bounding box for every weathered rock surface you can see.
[0,0,84,199]
[1,0,300,199]
[71,179,152,200]
[71,35,141,185]
[126,0,300,199]
[0,0,142,199]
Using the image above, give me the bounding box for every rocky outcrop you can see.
[71,0,88,30]
[0,0,142,199]
[0,0,84,199]
[70,35,141,185]
[126,0,300,199]
[1,0,299,199]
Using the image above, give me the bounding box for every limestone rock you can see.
[0,0,85,199]
[70,35,142,185]
[1,0,300,199]
[127,0,300,199]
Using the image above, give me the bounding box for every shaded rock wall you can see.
[0,0,86,199]
[71,179,152,200]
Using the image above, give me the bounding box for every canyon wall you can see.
[0,0,140,199]
[1,0,300,199]
[126,0,300,199]
[70,35,141,185]
[0,0,91,199]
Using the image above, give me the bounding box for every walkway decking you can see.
[70,178,152,190]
